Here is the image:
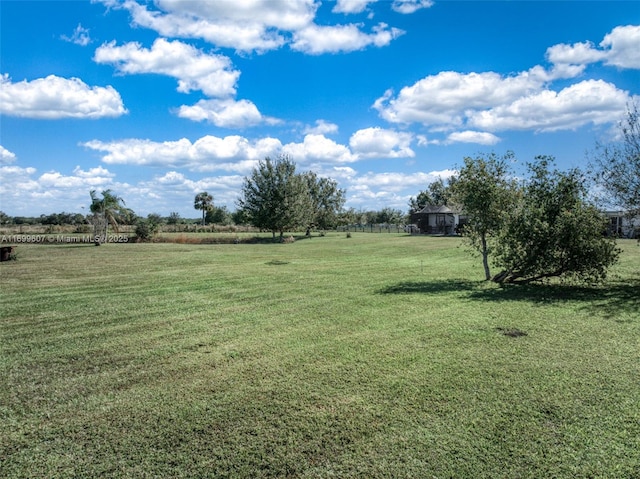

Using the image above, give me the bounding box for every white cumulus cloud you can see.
[0,166,40,211]
[94,38,240,97]
[0,74,127,119]
[94,37,282,128]
[100,0,410,55]
[374,69,548,127]
[292,22,404,54]
[94,37,281,128]
[110,0,315,53]
[445,131,500,145]
[0,146,17,164]
[83,128,420,175]
[61,23,92,46]
[547,25,640,71]
[83,135,284,172]
[39,167,114,188]
[468,79,630,132]
[374,60,634,138]
[391,0,434,14]
[333,0,377,14]
[143,170,245,208]
[374,25,640,139]
[546,41,607,71]
[0,165,120,215]
[72,165,115,179]
[283,134,356,163]
[351,169,456,193]
[304,119,339,135]
[332,0,434,15]
[599,25,640,69]
[349,127,415,158]
[345,168,455,211]
[177,99,274,128]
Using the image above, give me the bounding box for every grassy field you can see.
[1,234,639,478]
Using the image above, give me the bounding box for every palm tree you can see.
[194,192,213,226]
[90,189,126,244]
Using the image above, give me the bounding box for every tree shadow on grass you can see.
[379,278,640,320]
[378,279,478,295]
[474,280,639,320]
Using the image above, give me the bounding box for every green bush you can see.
[135,220,159,242]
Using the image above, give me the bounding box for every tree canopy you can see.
[591,101,640,236]
[450,152,517,280]
[492,158,619,284]
[408,177,454,213]
[451,154,619,284]
[194,192,214,226]
[89,189,127,244]
[237,156,311,240]
[237,156,345,240]
[205,205,233,226]
[303,171,346,230]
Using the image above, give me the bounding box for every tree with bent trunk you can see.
[451,152,517,280]
[492,158,619,284]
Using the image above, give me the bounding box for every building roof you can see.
[416,204,454,214]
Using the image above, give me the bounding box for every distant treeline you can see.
[0,207,410,228]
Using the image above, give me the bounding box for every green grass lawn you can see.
[1,234,639,478]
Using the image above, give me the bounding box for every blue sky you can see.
[1,0,639,218]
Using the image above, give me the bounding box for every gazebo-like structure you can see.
[411,205,464,234]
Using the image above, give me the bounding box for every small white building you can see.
[603,211,638,238]
[411,205,466,235]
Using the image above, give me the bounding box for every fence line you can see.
[335,224,410,233]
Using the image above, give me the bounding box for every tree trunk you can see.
[492,268,564,284]
[481,233,491,280]
[93,212,107,245]
[492,270,513,283]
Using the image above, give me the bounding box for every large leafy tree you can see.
[205,205,233,225]
[89,189,127,244]
[167,212,181,225]
[194,192,214,226]
[238,156,312,240]
[591,102,640,234]
[336,208,362,226]
[408,177,454,213]
[450,153,517,280]
[492,158,619,284]
[0,211,10,225]
[374,207,405,224]
[303,171,346,230]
